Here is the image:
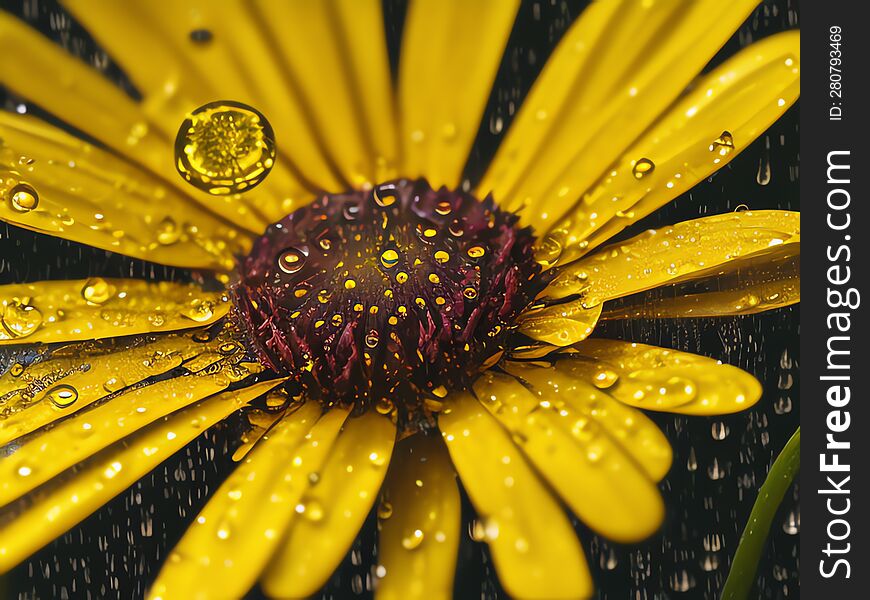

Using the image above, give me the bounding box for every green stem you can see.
[720,427,800,600]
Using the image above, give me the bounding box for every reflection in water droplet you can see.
[374,185,397,207]
[632,158,655,179]
[174,101,276,195]
[592,368,618,389]
[9,182,39,212]
[47,384,78,409]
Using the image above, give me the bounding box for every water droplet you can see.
[174,101,276,195]
[434,250,450,264]
[47,384,78,409]
[709,131,735,156]
[463,287,478,300]
[278,247,307,274]
[8,182,39,212]
[711,421,730,440]
[435,201,452,215]
[380,249,399,269]
[156,217,182,245]
[302,499,324,521]
[377,500,393,520]
[183,298,215,322]
[592,368,618,389]
[374,186,397,207]
[365,330,380,348]
[344,278,357,290]
[632,158,655,179]
[9,363,25,377]
[536,234,563,267]
[81,277,113,305]
[395,272,408,284]
[376,398,394,415]
[402,529,424,550]
[1,299,42,338]
[467,245,486,259]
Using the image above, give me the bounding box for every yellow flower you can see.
[0,1,799,599]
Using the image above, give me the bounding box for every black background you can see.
[1,1,802,598]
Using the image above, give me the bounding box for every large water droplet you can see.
[174,101,276,195]
[1,299,42,338]
[8,182,39,212]
[47,384,78,409]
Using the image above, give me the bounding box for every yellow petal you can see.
[376,434,461,600]
[251,0,398,187]
[64,0,345,199]
[0,113,248,270]
[148,405,349,600]
[0,323,259,446]
[0,279,229,345]
[544,210,800,304]
[0,370,245,507]
[0,379,282,574]
[231,407,287,462]
[261,411,396,598]
[603,252,800,319]
[555,31,801,262]
[471,371,665,540]
[478,0,759,232]
[0,12,276,233]
[501,362,672,482]
[563,339,763,415]
[399,0,519,189]
[517,299,602,346]
[440,391,593,599]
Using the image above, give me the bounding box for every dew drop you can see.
[709,131,735,156]
[467,245,486,259]
[174,101,276,195]
[463,287,478,300]
[81,277,114,305]
[374,186,397,207]
[434,250,450,264]
[183,298,215,322]
[8,182,39,212]
[592,368,619,389]
[9,363,25,377]
[632,158,655,179]
[435,201,452,215]
[402,529,424,550]
[189,29,213,44]
[47,384,78,409]
[377,500,393,520]
[278,247,307,274]
[302,499,324,522]
[1,299,43,339]
[380,249,400,269]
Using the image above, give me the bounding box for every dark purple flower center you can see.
[231,179,546,428]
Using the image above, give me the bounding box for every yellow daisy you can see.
[0,1,799,598]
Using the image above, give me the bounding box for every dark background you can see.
[1,1,800,598]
